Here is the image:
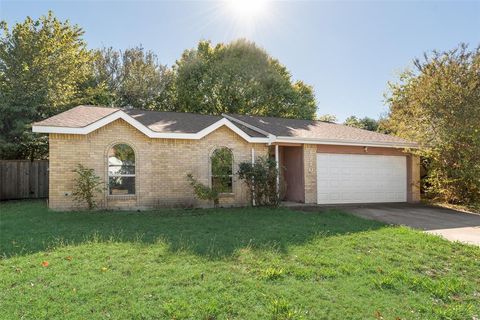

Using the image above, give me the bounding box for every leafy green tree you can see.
[91,46,171,109]
[343,116,379,131]
[384,44,480,205]
[169,39,317,119]
[317,114,338,122]
[0,12,95,159]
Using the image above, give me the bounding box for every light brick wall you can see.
[303,144,317,204]
[49,119,268,210]
[48,118,421,209]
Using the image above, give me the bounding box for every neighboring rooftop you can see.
[33,105,416,146]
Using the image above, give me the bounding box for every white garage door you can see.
[316,153,407,204]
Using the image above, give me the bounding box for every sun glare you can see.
[226,0,268,19]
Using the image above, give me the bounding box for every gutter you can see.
[272,136,419,149]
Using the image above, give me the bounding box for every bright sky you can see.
[1,0,479,121]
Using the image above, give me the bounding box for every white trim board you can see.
[32,110,417,148]
[221,113,274,138]
[273,136,418,149]
[32,111,270,144]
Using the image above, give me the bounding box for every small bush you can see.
[72,164,103,209]
[186,173,219,207]
[238,156,281,207]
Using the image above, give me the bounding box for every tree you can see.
[169,39,317,119]
[91,46,171,109]
[384,44,480,205]
[343,116,379,131]
[317,114,338,122]
[0,12,95,159]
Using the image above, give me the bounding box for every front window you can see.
[211,147,233,193]
[108,144,135,195]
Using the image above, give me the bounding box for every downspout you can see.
[251,147,256,206]
[275,144,280,198]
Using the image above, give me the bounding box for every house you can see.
[32,105,420,210]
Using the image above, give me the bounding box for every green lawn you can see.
[1,201,479,320]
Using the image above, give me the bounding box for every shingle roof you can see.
[226,114,413,145]
[125,109,222,134]
[33,105,415,146]
[34,105,119,127]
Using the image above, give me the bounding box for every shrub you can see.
[186,174,219,207]
[72,164,103,209]
[384,44,480,205]
[237,156,280,207]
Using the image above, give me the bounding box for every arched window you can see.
[211,147,233,194]
[108,144,135,195]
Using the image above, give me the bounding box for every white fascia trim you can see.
[273,136,418,148]
[33,110,145,135]
[191,118,270,143]
[32,111,416,148]
[32,111,270,143]
[221,114,274,139]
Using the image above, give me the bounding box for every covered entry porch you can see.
[270,144,306,203]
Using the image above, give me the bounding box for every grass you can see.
[1,200,479,319]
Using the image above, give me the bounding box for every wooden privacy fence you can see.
[0,160,49,200]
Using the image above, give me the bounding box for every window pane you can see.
[108,144,135,174]
[212,176,233,193]
[211,148,233,176]
[110,144,135,163]
[108,165,135,175]
[109,177,135,195]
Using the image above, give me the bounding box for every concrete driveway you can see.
[338,204,480,246]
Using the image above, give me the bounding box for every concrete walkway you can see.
[336,204,480,246]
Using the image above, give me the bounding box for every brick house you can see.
[33,105,420,210]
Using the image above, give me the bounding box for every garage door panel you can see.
[316,153,407,204]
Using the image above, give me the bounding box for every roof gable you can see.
[33,106,269,143]
[34,105,119,128]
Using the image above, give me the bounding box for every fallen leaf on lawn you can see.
[65,256,73,261]
[41,261,49,267]
[374,310,384,319]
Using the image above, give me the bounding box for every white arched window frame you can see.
[107,143,136,195]
[210,147,234,194]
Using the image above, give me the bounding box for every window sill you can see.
[218,193,234,198]
[107,195,137,201]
